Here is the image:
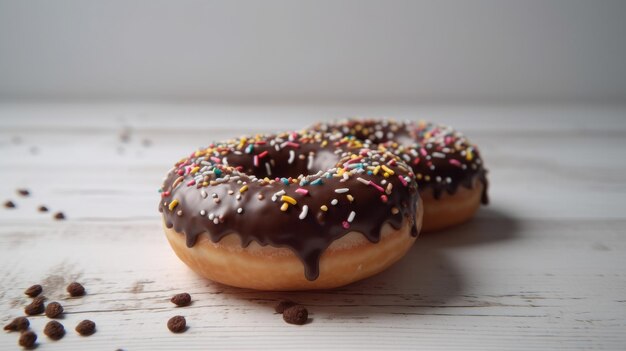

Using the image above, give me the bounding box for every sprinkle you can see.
[373,165,381,175]
[386,183,393,195]
[176,210,183,216]
[236,194,242,200]
[369,181,385,192]
[381,165,395,175]
[391,207,399,215]
[190,166,200,174]
[280,202,289,211]
[265,162,272,175]
[320,205,328,211]
[237,207,243,214]
[288,150,296,164]
[253,155,259,167]
[342,221,350,229]
[210,156,222,164]
[281,195,297,205]
[449,159,462,167]
[310,178,324,186]
[335,188,349,193]
[347,211,356,223]
[356,177,370,185]
[201,190,208,199]
[200,210,206,216]
[398,175,408,187]
[258,150,269,158]
[432,152,446,158]
[299,205,309,220]
[346,194,354,202]
[307,154,314,170]
[380,194,388,203]
[172,176,184,189]
[213,192,220,198]
[213,217,220,224]
[209,213,215,220]
[168,199,179,211]
[295,188,309,195]
[331,199,338,205]
[258,194,264,200]
[239,185,248,193]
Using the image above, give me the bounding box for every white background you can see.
[1,0,625,103]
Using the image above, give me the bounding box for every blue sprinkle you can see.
[282,178,290,185]
[311,178,324,185]
[367,171,373,175]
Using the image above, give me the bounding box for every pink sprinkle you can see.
[177,169,184,176]
[210,157,222,164]
[255,141,267,145]
[398,175,408,187]
[253,155,259,167]
[187,180,196,186]
[445,136,453,145]
[346,156,363,164]
[295,188,309,195]
[413,157,421,165]
[420,148,427,157]
[449,159,462,167]
[369,181,385,192]
[285,141,300,148]
[387,159,397,166]
[258,150,269,158]
[380,194,388,203]
[342,221,350,229]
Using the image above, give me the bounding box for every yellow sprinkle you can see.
[337,168,345,176]
[346,194,354,202]
[264,177,271,182]
[320,205,328,211]
[202,182,208,187]
[383,172,389,178]
[239,185,248,193]
[168,199,179,211]
[190,166,200,175]
[194,151,202,157]
[373,165,381,175]
[281,195,297,205]
[381,165,395,175]
[321,140,328,147]
[466,149,474,161]
[417,173,423,180]
[280,202,289,211]
[425,175,431,181]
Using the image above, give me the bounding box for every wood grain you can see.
[1,103,625,350]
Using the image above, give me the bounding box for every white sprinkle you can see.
[446,177,452,183]
[347,211,356,223]
[236,194,242,200]
[307,154,314,170]
[432,152,446,158]
[271,195,277,202]
[299,205,309,220]
[200,210,206,216]
[265,162,272,176]
[335,188,349,193]
[201,190,208,199]
[331,199,338,205]
[288,150,295,164]
[237,207,243,214]
[275,144,280,151]
[274,190,286,197]
[213,217,219,224]
[223,157,229,165]
[356,177,370,185]
[208,213,215,220]
[212,193,218,198]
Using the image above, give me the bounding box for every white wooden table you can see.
[1,103,625,350]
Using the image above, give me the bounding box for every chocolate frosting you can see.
[312,119,489,204]
[159,131,420,281]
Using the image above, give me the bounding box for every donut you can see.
[311,119,488,232]
[158,130,422,291]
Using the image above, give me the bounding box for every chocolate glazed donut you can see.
[311,119,488,232]
[159,130,422,290]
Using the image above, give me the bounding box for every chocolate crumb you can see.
[24,284,43,298]
[283,305,308,325]
[38,205,49,212]
[45,302,64,318]
[24,296,46,315]
[53,212,66,220]
[17,189,30,197]
[171,293,191,307]
[44,320,65,340]
[18,330,37,348]
[4,317,29,332]
[75,320,96,336]
[167,315,187,333]
[4,200,16,208]
[275,300,296,314]
[67,282,85,296]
